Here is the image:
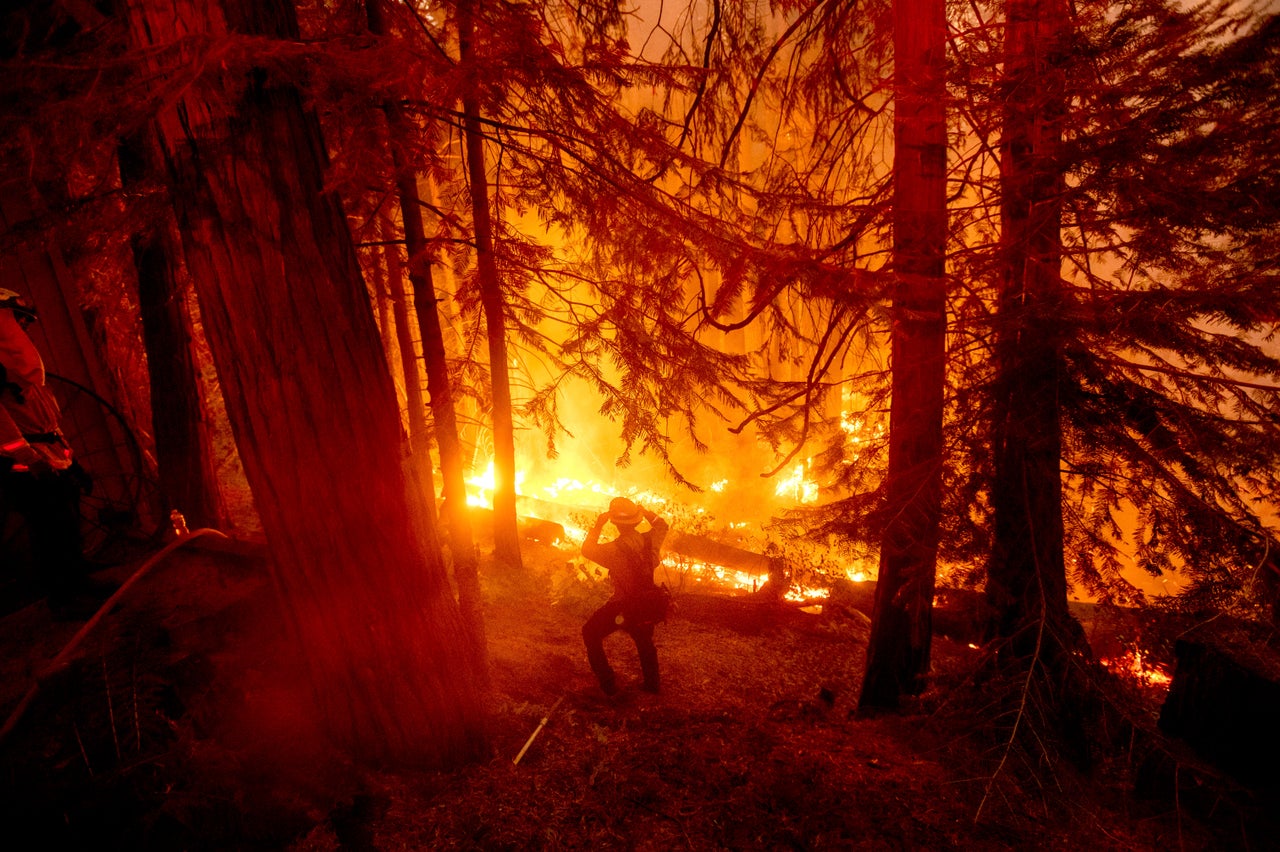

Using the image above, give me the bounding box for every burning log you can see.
[674,592,820,635]
[514,493,773,576]
[518,516,565,544]
[661,531,771,576]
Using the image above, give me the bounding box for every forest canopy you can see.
[1,0,1278,774]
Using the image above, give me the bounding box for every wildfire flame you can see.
[774,462,819,504]
[464,461,526,509]
[461,450,869,599]
[1103,650,1172,688]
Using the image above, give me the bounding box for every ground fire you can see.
[2,0,1279,848]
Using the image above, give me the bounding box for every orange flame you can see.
[465,452,872,598]
[1103,650,1172,687]
[774,462,819,504]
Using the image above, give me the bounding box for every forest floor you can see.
[0,534,1275,850]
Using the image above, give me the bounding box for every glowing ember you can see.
[785,586,830,603]
[1103,651,1172,687]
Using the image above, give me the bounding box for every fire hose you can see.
[0,524,228,745]
[512,696,564,766]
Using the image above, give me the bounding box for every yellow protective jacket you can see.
[0,309,70,471]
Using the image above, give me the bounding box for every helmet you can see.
[608,497,643,527]
[0,289,37,327]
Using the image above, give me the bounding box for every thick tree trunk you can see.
[118,132,227,531]
[987,0,1079,665]
[459,0,524,571]
[130,0,487,767]
[859,0,948,711]
[397,173,489,678]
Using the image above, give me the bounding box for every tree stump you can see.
[1159,633,1280,788]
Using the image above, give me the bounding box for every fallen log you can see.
[673,592,823,635]
[662,531,770,575]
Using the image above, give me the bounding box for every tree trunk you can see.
[459,0,524,571]
[118,131,227,531]
[401,174,489,681]
[130,0,487,767]
[365,0,489,679]
[370,243,398,373]
[381,223,430,453]
[859,0,948,711]
[380,217,443,548]
[986,0,1079,665]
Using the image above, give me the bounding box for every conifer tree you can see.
[119,130,228,531]
[457,0,524,571]
[947,0,1280,648]
[124,0,488,767]
[365,0,488,681]
[860,0,949,710]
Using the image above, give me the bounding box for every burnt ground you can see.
[0,537,1274,850]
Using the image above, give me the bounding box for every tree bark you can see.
[986,0,1079,665]
[370,243,398,373]
[859,0,948,711]
[129,0,487,767]
[366,0,489,680]
[118,131,227,531]
[381,223,430,453]
[403,177,489,680]
[379,217,443,550]
[459,0,524,571]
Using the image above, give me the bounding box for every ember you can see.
[1102,650,1172,688]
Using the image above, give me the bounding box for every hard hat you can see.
[609,497,643,526]
[0,289,37,326]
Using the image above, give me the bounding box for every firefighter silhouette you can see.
[581,497,671,695]
[0,289,103,618]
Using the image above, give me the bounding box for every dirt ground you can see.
[0,536,1273,850]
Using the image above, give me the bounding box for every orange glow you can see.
[464,460,526,508]
[774,462,819,504]
[1102,650,1172,687]
[465,449,872,599]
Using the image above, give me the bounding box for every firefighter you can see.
[581,497,671,696]
[0,289,103,619]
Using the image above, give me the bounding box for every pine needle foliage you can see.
[945,0,1280,609]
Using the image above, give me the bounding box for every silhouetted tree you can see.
[126,0,488,767]
[860,0,948,710]
[457,0,523,571]
[118,130,228,531]
[366,0,488,680]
